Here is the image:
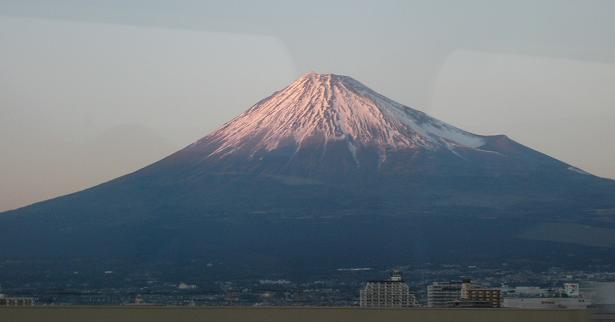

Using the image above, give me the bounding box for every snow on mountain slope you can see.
[192,72,485,162]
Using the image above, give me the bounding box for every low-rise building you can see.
[506,286,548,297]
[503,297,589,309]
[459,279,502,308]
[564,283,580,297]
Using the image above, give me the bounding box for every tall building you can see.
[360,270,418,307]
[458,279,502,308]
[427,281,462,307]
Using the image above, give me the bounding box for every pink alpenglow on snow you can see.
[195,73,485,164]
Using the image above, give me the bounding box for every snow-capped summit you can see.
[194,72,485,163]
[175,72,598,179]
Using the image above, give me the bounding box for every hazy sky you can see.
[1,0,614,211]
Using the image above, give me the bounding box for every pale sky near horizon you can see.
[1,0,615,211]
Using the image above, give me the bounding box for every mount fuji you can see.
[1,73,614,278]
